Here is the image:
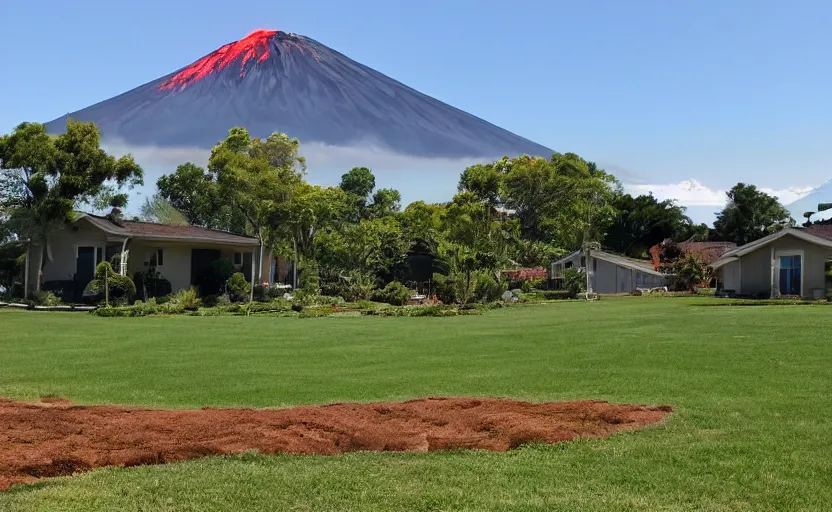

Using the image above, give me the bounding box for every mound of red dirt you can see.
[0,397,671,490]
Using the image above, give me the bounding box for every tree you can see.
[139,194,189,225]
[209,128,304,286]
[604,193,694,257]
[664,252,711,291]
[500,154,618,249]
[0,121,142,294]
[339,167,376,221]
[713,183,792,245]
[156,162,234,230]
[368,188,401,218]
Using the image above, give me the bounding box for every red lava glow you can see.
[159,30,277,91]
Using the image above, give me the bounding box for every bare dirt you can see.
[0,397,672,490]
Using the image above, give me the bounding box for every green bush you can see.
[336,270,377,302]
[475,272,507,303]
[171,287,201,309]
[226,273,251,301]
[34,290,62,307]
[202,294,220,308]
[85,262,136,302]
[543,290,571,300]
[432,273,456,304]
[376,281,411,306]
[563,268,585,298]
[298,261,321,294]
[298,306,337,318]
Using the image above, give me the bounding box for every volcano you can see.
[45,30,552,159]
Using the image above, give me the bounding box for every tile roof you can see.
[80,214,259,246]
[803,224,832,241]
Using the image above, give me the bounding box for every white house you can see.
[25,213,264,299]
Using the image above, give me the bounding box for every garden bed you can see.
[0,396,671,490]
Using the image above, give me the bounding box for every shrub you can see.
[217,294,232,307]
[298,261,321,294]
[543,290,571,300]
[298,306,337,318]
[85,262,136,303]
[563,268,585,298]
[432,273,456,304]
[34,290,62,306]
[202,294,220,308]
[376,281,411,306]
[226,272,251,302]
[171,287,201,310]
[475,272,507,303]
[665,253,711,291]
[336,270,377,302]
[520,280,533,293]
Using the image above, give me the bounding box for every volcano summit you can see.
[45,30,551,159]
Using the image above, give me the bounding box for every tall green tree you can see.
[604,193,694,257]
[713,183,792,245]
[500,153,617,249]
[209,128,304,284]
[0,121,142,293]
[339,167,376,221]
[157,162,235,230]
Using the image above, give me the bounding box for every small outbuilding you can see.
[551,249,667,294]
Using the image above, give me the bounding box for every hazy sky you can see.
[2,0,830,223]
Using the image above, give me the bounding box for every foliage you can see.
[432,273,456,304]
[332,270,377,302]
[85,261,137,301]
[665,253,711,291]
[34,290,61,306]
[713,183,792,245]
[605,193,696,257]
[138,193,189,225]
[474,272,507,303]
[157,163,237,230]
[171,287,201,309]
[375,281,411,306]
[562,268,585,298]
[0,120,143,292]
[226,272,251,302]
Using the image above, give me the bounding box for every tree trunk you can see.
[35,239,44,293]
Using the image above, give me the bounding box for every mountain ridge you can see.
[45,30,552,159]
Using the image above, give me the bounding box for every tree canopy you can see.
[713,183,792,245]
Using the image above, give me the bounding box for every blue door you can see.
[779,255,801,296]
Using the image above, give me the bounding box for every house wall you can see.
[126,241,260,293]
[41,221,109,283]
[728,234,832,298]
[720,260,741,291]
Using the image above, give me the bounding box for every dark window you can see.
[95,247,103,266]
[233,252,243,266]
[593,259,597,272]
[149,249,164,267]
[779,255,801,295]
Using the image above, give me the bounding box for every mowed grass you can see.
[1,299,831,511]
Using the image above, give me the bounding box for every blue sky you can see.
[2,0,830,223]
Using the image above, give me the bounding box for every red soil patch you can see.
[0,397,671,490]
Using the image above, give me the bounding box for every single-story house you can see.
[711,225,832,299]
[24,213,270,298]
[551,249,667,294]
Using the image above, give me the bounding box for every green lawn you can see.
[1,299,831,511]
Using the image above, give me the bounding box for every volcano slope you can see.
[45,30,552,159]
